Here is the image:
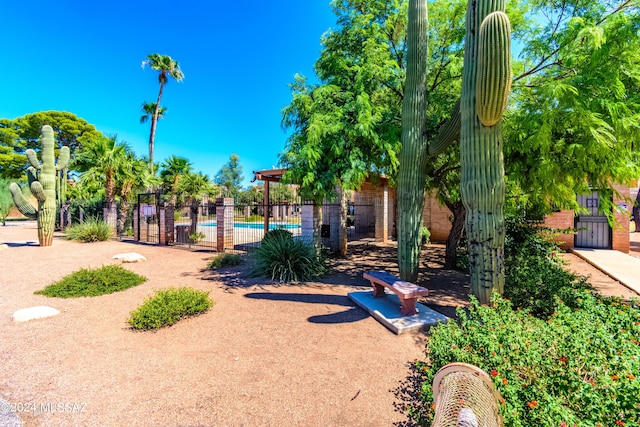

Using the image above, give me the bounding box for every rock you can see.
[113,252,147,263]
[12,306,60,322]
[0,396,22,426]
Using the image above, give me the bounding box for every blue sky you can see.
[0,1,337,186]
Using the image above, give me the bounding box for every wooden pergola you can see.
[252,168,288,233]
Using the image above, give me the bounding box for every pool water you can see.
[199,222,300,230]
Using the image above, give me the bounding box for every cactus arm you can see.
[476,12,512,127]
[428,99,461,156]
[25,149,41,170]
[56,146,70,171]
[26,166,38,187]
[30,180,46,202]
[9,183,37,219]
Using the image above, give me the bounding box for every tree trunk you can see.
[444,201,465,269]
[313,202,322,252]
[149,82,165,175]
[117,199,130,237]
[634,190,640,232]
[190,200,199,237]
[338,188,348,256]
[397,0,429,282]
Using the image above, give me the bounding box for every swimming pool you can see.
[199,221,301,230]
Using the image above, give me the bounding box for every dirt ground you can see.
[1,223,638,427]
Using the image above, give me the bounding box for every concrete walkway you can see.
[571,245,640,297]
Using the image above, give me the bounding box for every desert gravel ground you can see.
[1,223,637,427]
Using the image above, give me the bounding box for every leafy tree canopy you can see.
[214,154,244,199]
[505,0,640,212]
[0,111,102,179]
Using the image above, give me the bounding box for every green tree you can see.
[114,152,152,236]
[140,102,167,124]
[0,119,26,180]
[214,154,244,200]
[73,135,132,226]
[505,0,640,214]
[0,178,14,225]
[281,1,409,254]
[177,172,219,232]
[141,53,184,174]
[159,155,193,204]
[238,186,263,205]
[269,183,296,203]
[0,112,101,179]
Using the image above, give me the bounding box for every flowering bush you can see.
[410,292,640,426]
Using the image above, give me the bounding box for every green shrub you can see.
[188,231,206,243]
[128,287,214,330]
[35,265,146,298]
[503,220,592,318]
[245,214,263,223]
[251,229,325,282]
[209,253,243,268]
[409,293,640,427]
[421,226,430,245]
[64,217,113,242]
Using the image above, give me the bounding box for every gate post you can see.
[133,204,139,240]
[375,186,389,242]
[159,206,167,245]
[162,204,175,245]
[217,198,234,252]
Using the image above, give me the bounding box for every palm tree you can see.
[74,138,156,234]
[159,155,193,205]
[177,172,219,233]
[73,135,130,219]
[141,53,184,175]
[140,102,167,124]
[114,153,153,236]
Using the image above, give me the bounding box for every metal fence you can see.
[168,201,302,251]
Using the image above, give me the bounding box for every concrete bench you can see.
[363,270,429,316]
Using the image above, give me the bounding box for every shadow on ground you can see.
[201,241,471,319]
[244,292,370,324]
[391,362,429,427]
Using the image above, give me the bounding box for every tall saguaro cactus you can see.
[9,125,70,246]
[397,0,429,282]
[460,0,512,303]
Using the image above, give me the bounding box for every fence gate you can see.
[575,191,611,249]
[137,192,161,244]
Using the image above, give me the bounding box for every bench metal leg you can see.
[400,298,418,316]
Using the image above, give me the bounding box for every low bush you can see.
[64,217,113,242]
[128,287,214,330]
[251,229,325,282]
[504,220,592,318]
[35,265,146,298]
[409,293,640,427]
[208,253,243,269]
[421,226,431,245]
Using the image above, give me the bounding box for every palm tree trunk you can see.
[118,199,130,237]
[149,82,165,175]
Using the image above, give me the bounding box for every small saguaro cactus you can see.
[460,0,512,304]
[9,125,70,246]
